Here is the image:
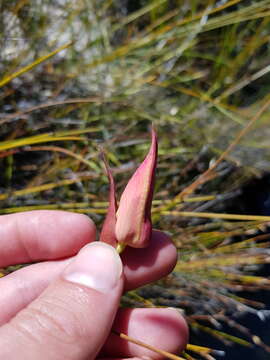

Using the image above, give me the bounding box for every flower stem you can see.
[116,243,126,254]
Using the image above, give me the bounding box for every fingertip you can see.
[63,242,123,293]
[36,210,97,259]
[122,230,177,291]
[162,307,189,353]
[59,211,97,245]
[130,307,188,355]
[103,308,189,358]
[152,230,178,273]
[24,210,97,259]
[0,211,97,266]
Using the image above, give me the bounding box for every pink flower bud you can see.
[100,128,157,249]
[115,129,157,248]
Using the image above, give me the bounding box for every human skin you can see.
[0,210,188,359]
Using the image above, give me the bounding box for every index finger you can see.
[0,211,96,267]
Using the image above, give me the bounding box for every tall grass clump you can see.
[1,0,270,358]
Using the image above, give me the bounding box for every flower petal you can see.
[100,154,118,247]
[115,128,158,248]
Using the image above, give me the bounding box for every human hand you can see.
[0,210,188,359]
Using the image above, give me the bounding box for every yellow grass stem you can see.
[190,322,252,347]
[162,210,270,222]
[114,331,186,360]
[182,352,195,360]
[176,254,269,271]
[0,135,83,152]
[0,42,72,88]
[0,127,100,152]
[182,195,217,202]
[0,178,94,201]
[0,204,106,215]
[210,233,270,254]
[24,146,99,171]
[206,269,270,285]
[186,343,225,357]
[126,291,154,307]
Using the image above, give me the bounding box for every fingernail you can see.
[63,242,123,293]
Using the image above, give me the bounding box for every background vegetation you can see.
[1,0,270,358]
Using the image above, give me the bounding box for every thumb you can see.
[0,242,123,360]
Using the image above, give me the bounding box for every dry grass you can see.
[1,0,270,358]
